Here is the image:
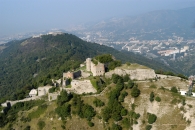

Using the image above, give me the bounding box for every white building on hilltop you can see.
[29,89,37,97]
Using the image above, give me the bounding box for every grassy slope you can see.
[3,76,195,130]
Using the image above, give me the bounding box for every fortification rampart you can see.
[105,68,156,80]
[65,80,97,94]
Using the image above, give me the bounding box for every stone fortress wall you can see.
[64,80,97,94]
[105,68,156,80]
[86,58,105,76]
[63,70,81,79]
[62,70,81,86]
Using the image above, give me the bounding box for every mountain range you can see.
[73,6,195,40]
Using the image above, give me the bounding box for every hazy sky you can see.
[1,0,195,36]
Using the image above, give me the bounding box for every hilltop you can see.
[0,33,178,101]
[1,55,195,130]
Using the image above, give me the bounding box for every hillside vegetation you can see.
[0,33,178,101]
[1,66,194,130]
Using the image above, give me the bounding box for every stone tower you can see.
[86,58,91,71]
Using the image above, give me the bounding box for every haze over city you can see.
[1,0,195,36]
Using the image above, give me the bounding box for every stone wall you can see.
[63,71,74,79]
[86,58,105,76]
[81,70,91,78]
[91,62,105,76]
[86,58,91,71]
[62,70,81,86]
[63,70,81,80]
[105,68,156,80]
[65,80,97,94]
[38,86,52,96]
[48,92,59,101]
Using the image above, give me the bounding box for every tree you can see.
[146,125,152,130]
[111,123,122,130]
[108,60,121,70]
[112,74,122,84]
[24,125,31,130]
[55,103,71,120]
[57,90,72,106]
[122,118,130,129]
[171,86,178,93]
[93,98,105,107]
[155,96,161,102]
[148,113,157,124]
[127,80,134,89]
[95,54,113,63]
[112,113,122,121]
[131,86,141,98]
[177,74,188,80]
[88,121,94,127]
[49,87,55,93]
[149,92,155,102]
[102,107,111,122]
[121,108,128,116]
[82,104,96,121]
[123,74,130,82]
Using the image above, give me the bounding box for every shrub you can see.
[149,92,155,102]
[148,113,157,124]
[126,62,131,66]
[149,84,156,88]
[134,120,138,124]
[171,87,178,93]
[155,96,161,102]
[112,113,122,121]
[88,121,94,127]
[127,80,134,89]
[37,120,45,130]
[112,74,123,84]
[132,112,140,119]
[49,87,56,93]
[131,87,141,98]
[93,98,105,107]
[111,123,122,130]
[177,74,188,80]
[61,125,65,129]
[82,104,96,121]
[55,103,71,120]
[131,104,136,110]
[121,108,128,116]
[123,74,130,82]
[24,125,31,130]
[28,104,47,119]
[122,118,130,128]
[108,60,122,70]
[146,125,152,130]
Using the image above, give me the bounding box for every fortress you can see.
[86,58,105,76]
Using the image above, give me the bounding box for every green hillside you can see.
[0,33,178,101]
[0,67,193,130]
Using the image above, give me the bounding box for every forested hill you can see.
[0,33,179,101]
